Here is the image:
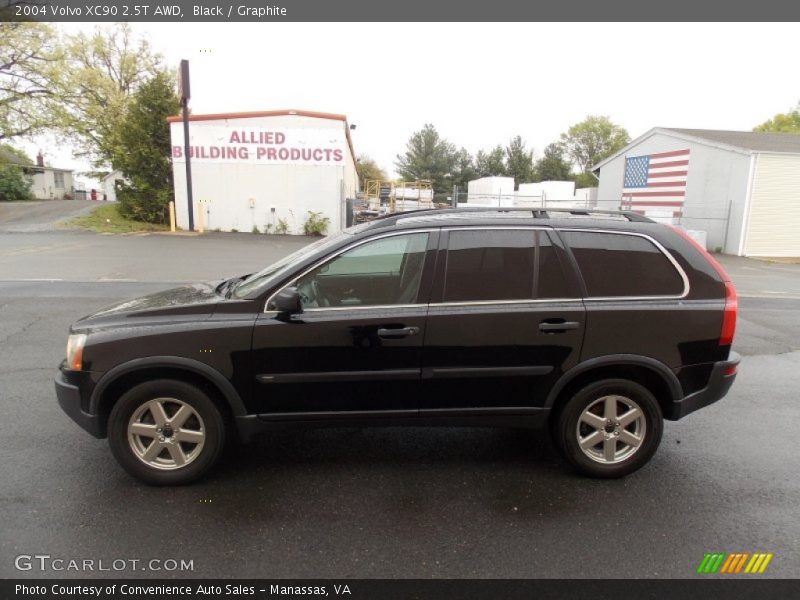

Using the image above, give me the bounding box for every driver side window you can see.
[295,232,429,308]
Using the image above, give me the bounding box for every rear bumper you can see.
[668,351,740,420]
[55,369,104,438]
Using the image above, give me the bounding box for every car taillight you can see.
[720,280,737,346]
[668,225,737,346]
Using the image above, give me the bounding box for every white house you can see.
[593,128,800,256]
[102,170,125,202]
[0,149,74,200]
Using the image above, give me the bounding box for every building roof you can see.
[0,147,28,165]
[165,108,348,124]
[166,108,357,162]
[666,128,800,153]
[592,127,800,171]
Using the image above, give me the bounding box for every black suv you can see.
[55,209,739,484]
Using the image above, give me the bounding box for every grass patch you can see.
[66,203,169,233]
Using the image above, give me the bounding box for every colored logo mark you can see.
[697,552,773,574]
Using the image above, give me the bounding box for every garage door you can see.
[745,153,800,257]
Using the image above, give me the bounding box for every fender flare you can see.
[544,354,683,410]
[88,356,247,417]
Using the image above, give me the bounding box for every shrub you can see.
[117,181,170,223]
[0,164,33,201]
[275,218,289,234]
[252,225,260,234]
[303,211,330,236]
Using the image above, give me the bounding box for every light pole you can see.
[179,59,194,231]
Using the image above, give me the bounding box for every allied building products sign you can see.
[170,126,346,165]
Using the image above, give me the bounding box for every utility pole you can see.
[179,59,194,231]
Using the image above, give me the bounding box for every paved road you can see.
[0,231,798,579]
[0,200,97,232]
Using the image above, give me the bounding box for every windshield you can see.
[231,231,351,298]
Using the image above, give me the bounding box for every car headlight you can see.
[66,333,87,371]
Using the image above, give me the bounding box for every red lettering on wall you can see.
[333,149,343,162]
[172,146,182,158]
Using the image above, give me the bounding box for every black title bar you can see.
[3,0,800,22]
[4,579,800,600]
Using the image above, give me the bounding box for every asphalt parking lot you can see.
[1,228,799,579]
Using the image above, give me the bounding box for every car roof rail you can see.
[381,207,655,223]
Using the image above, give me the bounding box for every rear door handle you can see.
[377,326,420,339]
[539,320,580,333]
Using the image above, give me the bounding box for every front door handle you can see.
[377,326,420,339]
[539,320,580,333]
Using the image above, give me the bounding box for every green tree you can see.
[0,143,33,165]
[534,143,573,182]
[451,147,477,190]
[355,154,387,185]
[53,24,163,171]
[505,135,534,189]
[474,145,506,177]
[112,72,180,223]
[0,22,63,141]
[395,124,457,192]
[754,103,800,133]
[560,115,630,174]
[0,163,33,200]
[573,172,598,189]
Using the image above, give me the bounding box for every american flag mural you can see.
[621,149,689,221]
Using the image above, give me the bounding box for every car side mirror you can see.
[271,286,302,315]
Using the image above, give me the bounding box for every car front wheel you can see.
[555,378,663,478]
[108,379,225,485]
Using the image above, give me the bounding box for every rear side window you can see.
[561,231,685,297]
[442,229,570,302]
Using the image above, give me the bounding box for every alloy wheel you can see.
[576,395,646,464]
[127,398,205,470]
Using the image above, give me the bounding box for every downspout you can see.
[738,153,758,257]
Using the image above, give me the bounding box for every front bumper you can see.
[668,351,740,420]
[55,368,104,438]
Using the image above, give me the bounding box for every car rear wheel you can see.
[555,378,663,478]
[108,379,225,485]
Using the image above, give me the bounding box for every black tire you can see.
[554,378,663,478]
[108,379,225,485]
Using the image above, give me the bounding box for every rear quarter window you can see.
[560,231,685,298]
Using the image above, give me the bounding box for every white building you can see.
[517,181,576,207]
[593,128,800,257]
[168,109,359,234]
[465,176,516,206]
[29,166,73,200]
[0,148,75,200]
[102,170,125,202]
